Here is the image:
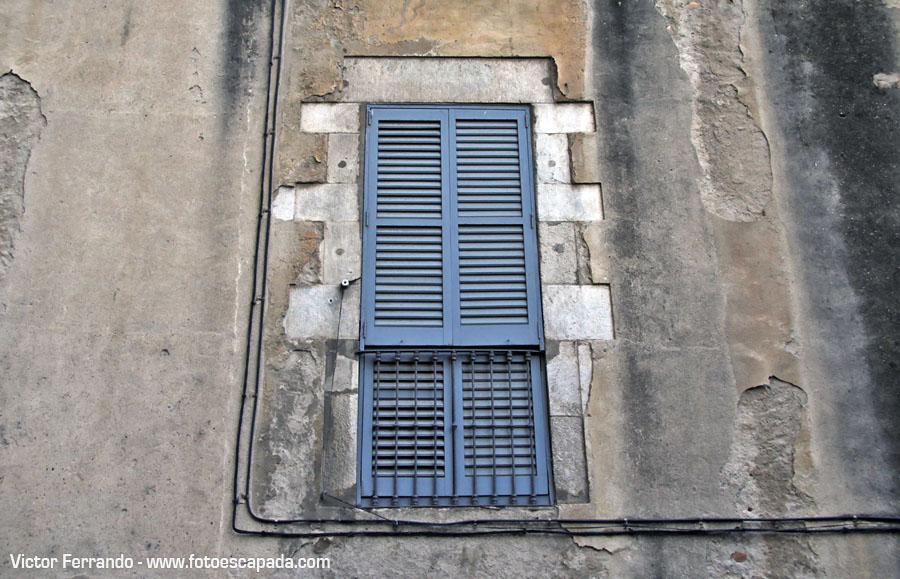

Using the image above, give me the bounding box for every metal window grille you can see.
[359,350,551,507]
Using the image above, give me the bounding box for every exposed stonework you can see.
[580,222,610,284]
[277,0,590,190]
[326,133,359,184]
[278,132,326,184]
[542,285,614,340]
[724,377,814,515]
[534,103,596,134]
[537,183,603,222]
[538,222,578,285]
[535,133,571,184]
[252,347,326,519]
[340,58,555,104]
[721,377,819,576]
[567,132,602,184]
[0,72,44,280]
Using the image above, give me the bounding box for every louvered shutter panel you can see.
[450,109,543,347]
[361,108,451,347]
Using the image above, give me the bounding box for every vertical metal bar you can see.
[507,351,517,504]
[412,351,419,505]
[488,350,497,505]
[392,354,400,506]
[433,351,440,505]
[525,351,537,504]
[373,352,381,506]
[468,350,476,506]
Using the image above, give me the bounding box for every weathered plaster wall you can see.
[0,0,275,566]
[0,0,898,577]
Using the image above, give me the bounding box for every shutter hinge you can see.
[362,321,367,338]
[530,213,535,229]
[367,108,372,126]
[525,114,530,129]
[365,210,369,227]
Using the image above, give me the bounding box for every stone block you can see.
[322,392,358,496]
[581,222,610,283]
[329,353,358,393]
[550,416,589,502]
[271,186,295,221]
[323,221,361,284]
[338,282,360,340]
[538,222,577,284]
[295,184,359,221]
[277,131,326,184]
[340,57,554,103]
[542,285,613,340]
[300,103,360,133]
[283,285,342,339]
[535,133,571,184]
[546,341,581,416]
[534,103,595,133]
[568,132,602,183]
[537,183,603,221]
[327,133,360,184]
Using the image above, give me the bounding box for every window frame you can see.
[357,104,553,508]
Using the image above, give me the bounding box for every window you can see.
[358,105,553,507]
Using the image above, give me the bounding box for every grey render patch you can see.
[0,72,44,280]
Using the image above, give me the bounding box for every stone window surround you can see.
[276,56,613,509]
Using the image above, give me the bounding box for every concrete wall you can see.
[1,0,898,577]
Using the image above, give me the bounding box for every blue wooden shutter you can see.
[449,108,543,347]
[361,108,451,348]
[359,106,552,507]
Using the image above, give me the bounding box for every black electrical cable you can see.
[231,0,900,540]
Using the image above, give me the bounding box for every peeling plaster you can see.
[0,71,44,280]
[655,0,773,222]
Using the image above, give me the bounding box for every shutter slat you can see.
[458,225,528,325]
[376,118,444,222]
[374,225,443,327]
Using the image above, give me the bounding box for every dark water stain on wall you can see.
[760,0,900,491]
[592,0,734,519]
[222,0,270,118]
